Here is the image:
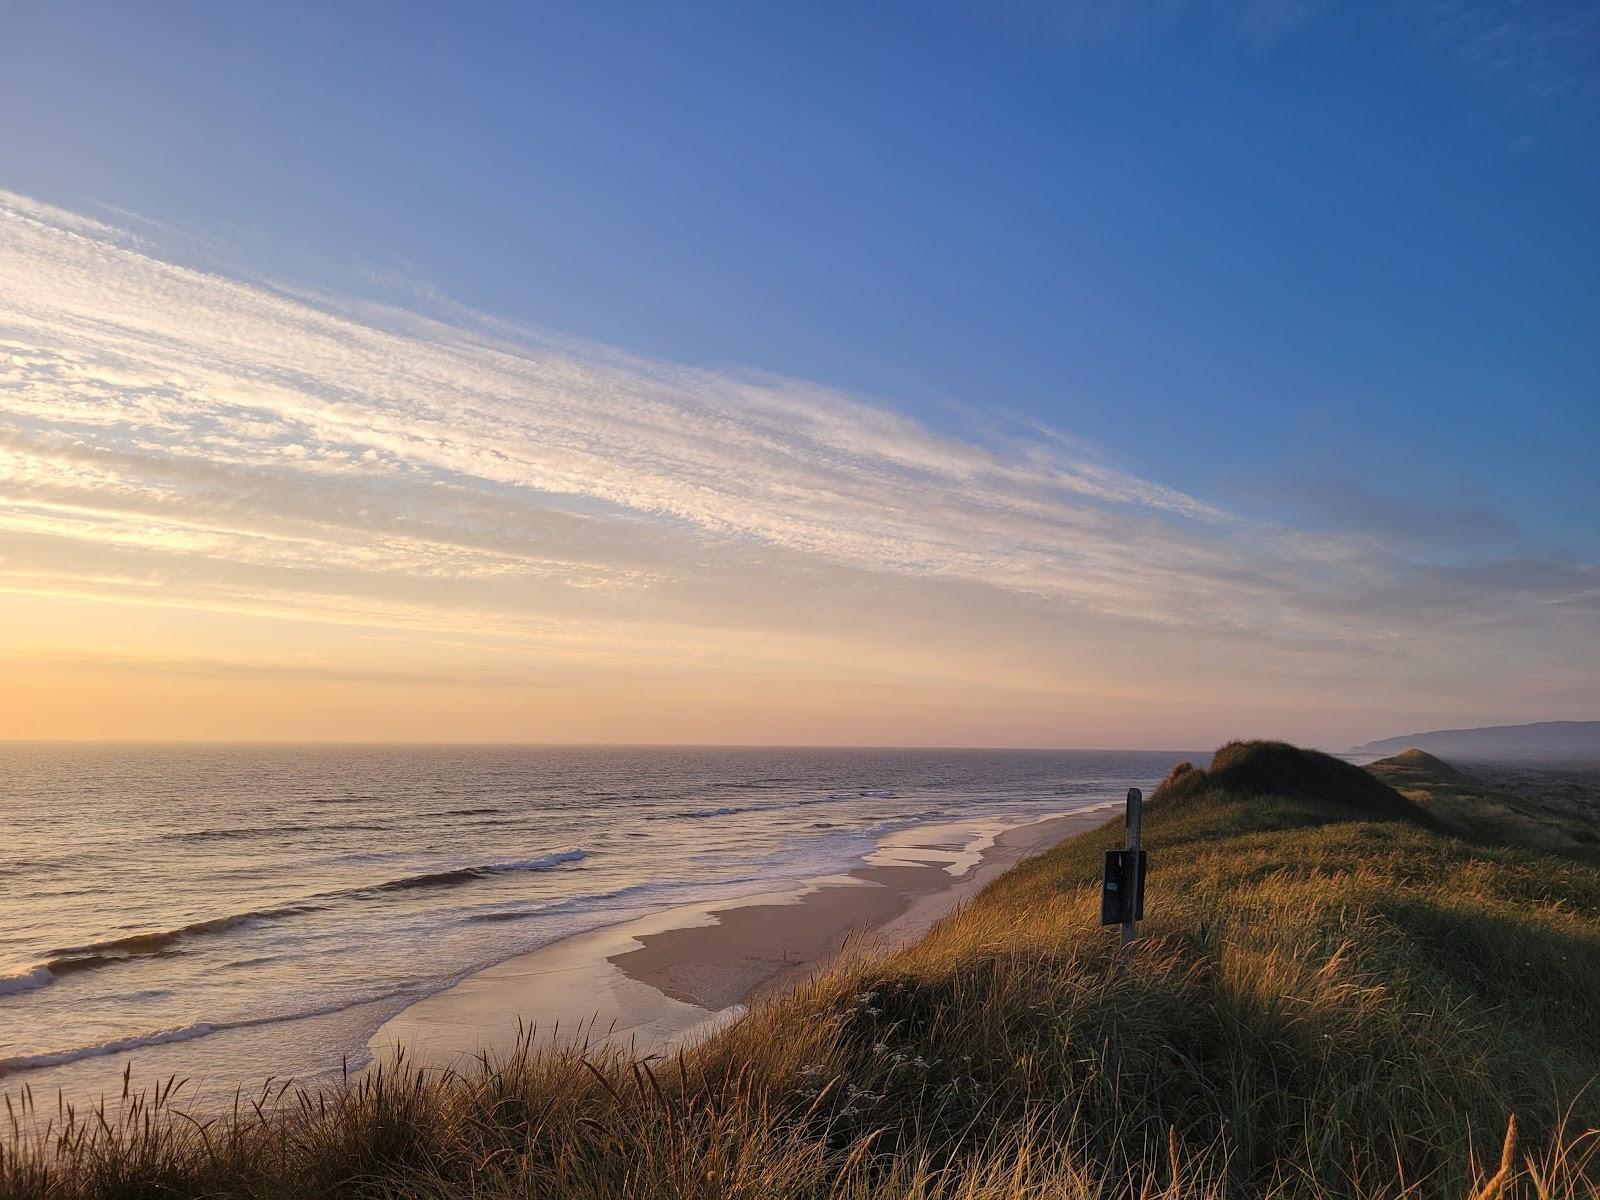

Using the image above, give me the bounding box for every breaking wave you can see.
[1,1022,219,1074]
[39,905,321,980]
[0,992,414,1076]
[647,805,750,820]
[15,852,591,988]
[0,966,54,996]
[366,850,588,893]
[649,792,899,821]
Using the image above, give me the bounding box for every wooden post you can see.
[1121,786,1142,958]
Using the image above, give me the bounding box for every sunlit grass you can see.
[4,741,1598,1198]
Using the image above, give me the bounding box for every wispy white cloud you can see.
[0,191,1595,741]
[0,194,1256,620]
[1403,0,1600,111]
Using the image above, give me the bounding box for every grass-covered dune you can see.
[5,741,1598,1199]
[1367,749,1600,863]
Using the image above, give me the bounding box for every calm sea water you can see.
[0,744,1185,1101]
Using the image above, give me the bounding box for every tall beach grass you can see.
[4,741,1598,1198]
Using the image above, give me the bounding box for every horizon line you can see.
[0,736,1223,754]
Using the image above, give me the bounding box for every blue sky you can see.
[0,2,1596,744]
[6,1,1597,548]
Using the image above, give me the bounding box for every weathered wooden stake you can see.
[1121,786,1142,958]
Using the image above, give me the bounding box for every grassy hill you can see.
[1368,748,1600,862]
[4,741,1598,1198]
[1370,747,1462,778]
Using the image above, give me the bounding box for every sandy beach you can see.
[371,806,1113,1070]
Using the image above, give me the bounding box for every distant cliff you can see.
[1353,720,1600,764]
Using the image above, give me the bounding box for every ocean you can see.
[0,743,1186,1102]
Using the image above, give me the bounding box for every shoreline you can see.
[370,804,1113,1069]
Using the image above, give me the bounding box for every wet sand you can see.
[371,806,1112,1070]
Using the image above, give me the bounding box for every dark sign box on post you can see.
[1100,848,1147,925]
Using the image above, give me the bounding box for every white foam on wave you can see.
[0,966,54,996]
[367,849,591,893]
[1,1022,216,1073]
[0,990,426,1077]
[861,809,949,837]
[651,791,907,822]
[498,850,588,872]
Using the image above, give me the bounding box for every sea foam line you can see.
[647,792,900,820]
[0,991,418,1076]
[11,851,592,991]
[368,850,589,893]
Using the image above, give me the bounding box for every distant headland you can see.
[1353,720,1600,764]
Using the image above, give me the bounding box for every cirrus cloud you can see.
[0,191,1594,745]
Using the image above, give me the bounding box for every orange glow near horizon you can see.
[2,193,1594,750]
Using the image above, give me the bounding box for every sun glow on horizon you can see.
[2,192,1596,748]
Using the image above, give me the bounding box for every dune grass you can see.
[4,740,1598,1198]
[1366,750,1600,864]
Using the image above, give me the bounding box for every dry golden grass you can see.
[4,740,1598,1198]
